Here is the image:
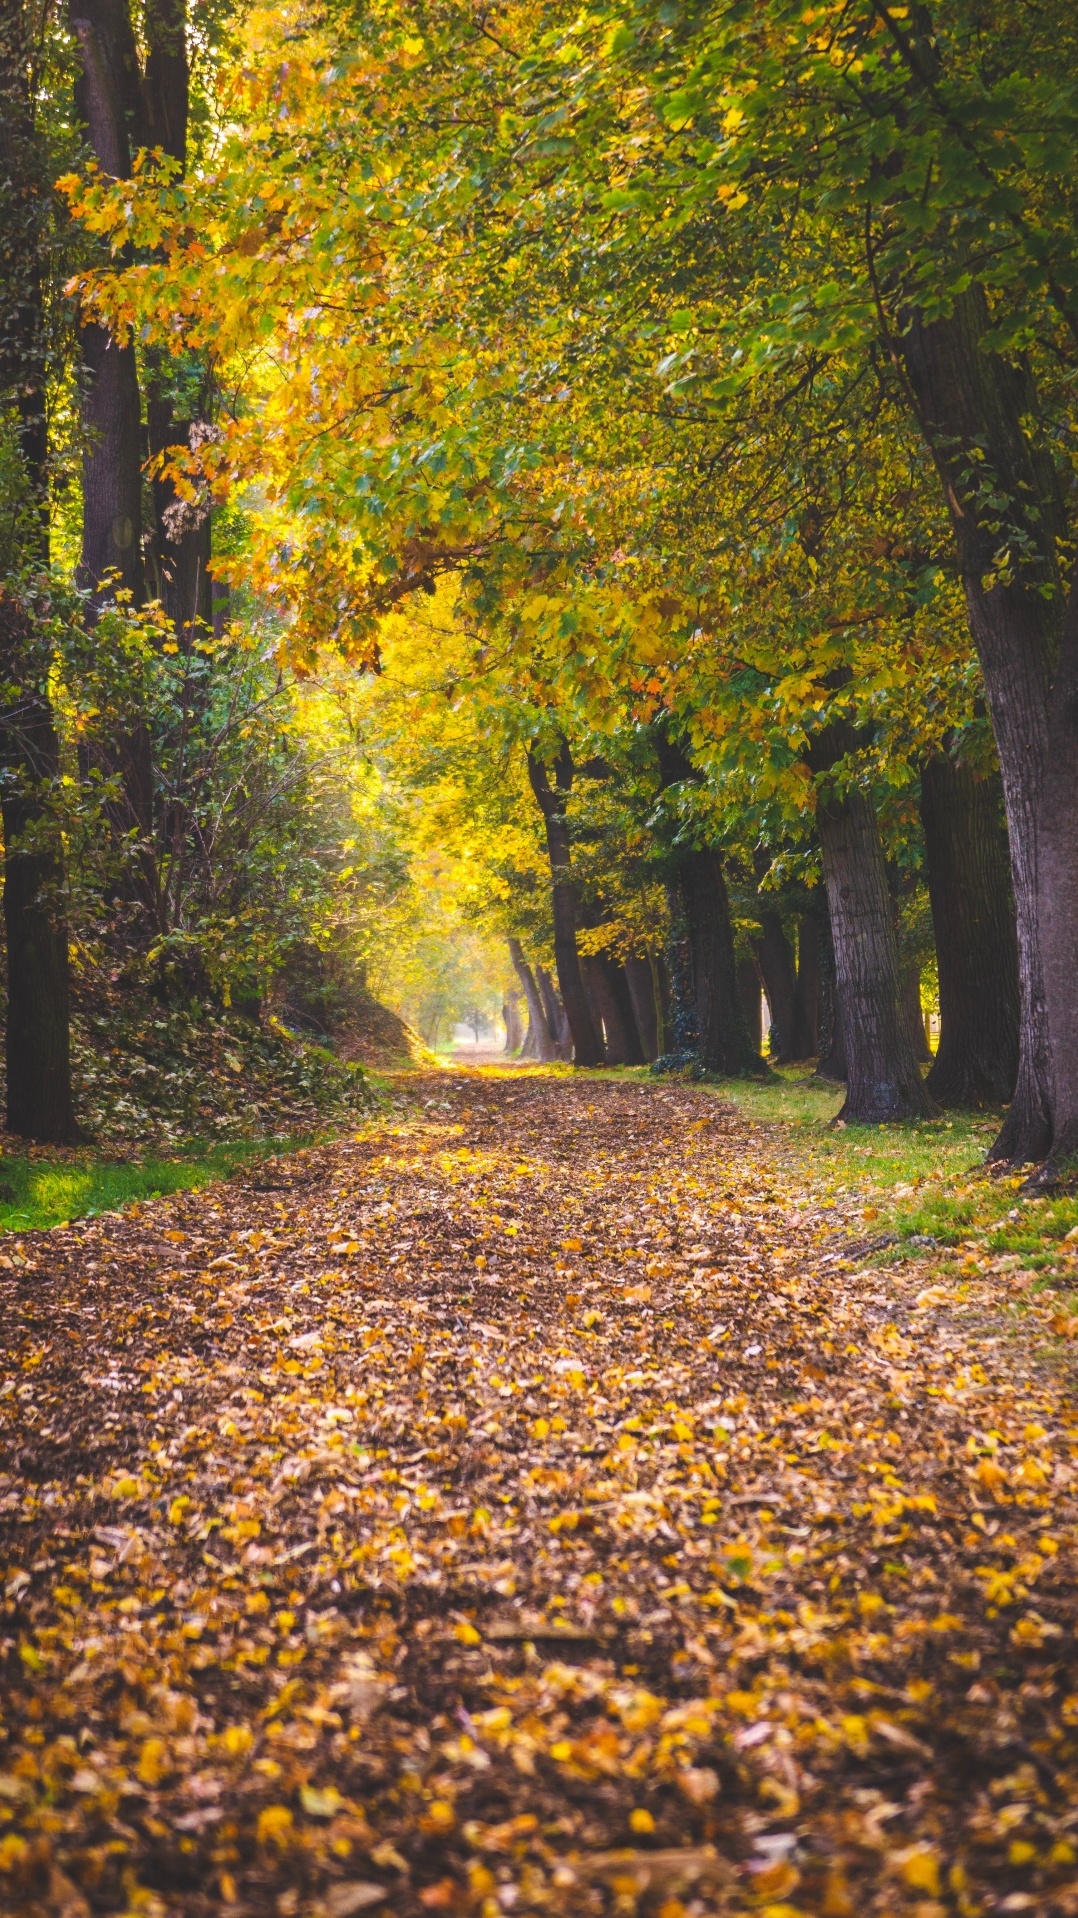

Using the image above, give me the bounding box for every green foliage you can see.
[713,1067,1078,1281]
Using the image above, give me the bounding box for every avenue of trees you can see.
[2,0,1077,1170]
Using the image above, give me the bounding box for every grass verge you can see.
[712,1065,1078,1298]
[0,1137,301,1235]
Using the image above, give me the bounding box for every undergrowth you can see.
[0,986,394,1236]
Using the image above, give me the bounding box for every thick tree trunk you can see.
[0,18,80,1143]
[526,747,603,1066]
[794,914,820,1056]
[901,963,931,1063]
[653,727,757,1070]
[653,952,671,1056]
[624,955,660,1061]
[582,955,644,1066]
[536,964,572,1059]
[665,884,697,1058]
[737,956,763,1052]
[70,1,146,610]
[920,753,1020,1108]
[0,599,80,1141]
[900,290,1073,1164]
[814,776,936,1121]
[674,849,762,1076]
[0,1,48,550]
[578,955,607,1058]
[509,939,555,1062]
[755,910,797,1061]
[815,892,847,1082]
[142,2,209,641]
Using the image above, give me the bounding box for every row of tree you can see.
[1,0,450,1140]
[4,0,1077,1170]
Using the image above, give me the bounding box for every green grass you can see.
[0,1138,291,1234]
[709,1065,1078,1280]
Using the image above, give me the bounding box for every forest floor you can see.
[2,1068,1078,1918]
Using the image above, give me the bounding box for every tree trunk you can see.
[582,954,644,1065]
[736,956,762,1051]
[508,938,555,1062]
[625,954,660,1061]
[674,849,762,1076]
[0,598,81,1142]
[142,0,212,650]
[920,753,1020,1107]
[577,954,607,1058]
[503,988,523,1053]
[900,289,1073,1164]
[0,0,48,552]
[901,962,931,1063]
[0,16,80,1143]
[751,909,801,1066]
[794,914,820,1057]
[653,952,671,1056]
[815,892,847,1082]
[536,964,572,1059]
[526,746,603,1066]
[813,767,936,1121]
[70,0,146,610]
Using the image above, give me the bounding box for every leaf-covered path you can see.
[3,1072,1077,1918]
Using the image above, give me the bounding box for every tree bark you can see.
[901,962,931,1063]
[582,954,644,1065]
[142,0,212,649]
[526,745,603,1066]
[0,596,81,1141]
[899,288,1073,1163]
[737,955,763,1052]
[624,954,660,1061]
[0,14,80,1143]
[920,753,1020,1108]
[503,987,523,1054]
[673,849,762,1076]
[653,952,671,1056]
[536,964,572,1059]
[815,891,847,1082]
[0,0,48,551]
[794,914,820,1057]
[69,0,146,610]
[755,908,815,1061]
[813,762,936,1121]
[508,938,555,1062]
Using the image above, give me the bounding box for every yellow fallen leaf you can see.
[752,1860,800,1897]
[301,1784,343,1818]
[136,1736,170,1786]
[898,1846,940,1896]
[257,1804,294,1845]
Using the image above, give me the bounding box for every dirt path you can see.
[2,1071,1077,1917]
